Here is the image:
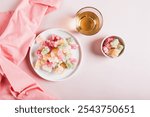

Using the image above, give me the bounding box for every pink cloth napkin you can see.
[0,0,62,100]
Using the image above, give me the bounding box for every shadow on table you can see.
[90,37,105,57]
[58,14,79,34]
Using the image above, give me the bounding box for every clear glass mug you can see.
[75,7,103,35]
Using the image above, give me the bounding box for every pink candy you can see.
[50,34,55,41]
[102,37,115,53]
[103,46,109,53]
[69,58,77,63]
[36,50,41,55]
[71,44,78,49]
[46,35,62,48]
[49,34,61,41]
[42,41,49,47]
[45,61,53,67]
[105,43,111,49]
[57,50,64,60]
[103,37,114,46]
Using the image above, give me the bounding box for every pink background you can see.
[1,0,150,99]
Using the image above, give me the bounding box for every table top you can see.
[1,0,150,99]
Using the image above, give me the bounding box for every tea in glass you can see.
[76,7,103,35]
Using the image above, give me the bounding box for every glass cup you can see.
[75,6,103,36]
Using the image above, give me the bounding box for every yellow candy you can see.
[54,65,64,74]
[42,65,52,72]
[35,60,41,69]
[43,53,51,60]
[51,48,59,57]
[60,62,67,68]
[117,44,124,51]
[58,39,65,45]
[108,49,120,58]
[40,59,47,65]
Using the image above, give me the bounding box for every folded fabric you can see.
[0,0,62,100]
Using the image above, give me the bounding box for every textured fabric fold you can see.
[30,0,62,13]
[0,0,62,100]
[0,11,13,35]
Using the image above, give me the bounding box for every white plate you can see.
[29,28,82,81]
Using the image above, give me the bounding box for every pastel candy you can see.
[108,49,121,58]
[66,61,74,69]
[107,37,114,42]
[45,61,53,67]
[65,52,71,60]
[104,37,114,46]
[58,55,64,61]
[35,60,41,69]
[36,50,41,55]
[54,65,64,74]
[63,47,71,54]
[66,37,73,44]
[70,44,78,49]
[110,39,120,48]
[103,46,109,54]
[42,65,52,72]
[49,41,55,47]
[52,62,58,68]
[60,62,67,68]
[40,59,47,65]
[50,48,59,57]
[41,46,50,55]
[105,43,111,49]
[56,36,61,40]
[58,39,65,46]
[42,53,51,62]
[42,40,49,47]
[42,56,48,61]
[50,34,56,41]
[117,44,124,51]
[69,58,77,63]
[57,50,64,60]
[48,57,59,63]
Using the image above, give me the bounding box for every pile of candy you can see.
[102,37,124,58]
[34,34,78,74]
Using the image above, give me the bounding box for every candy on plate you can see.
[34,34,78,74]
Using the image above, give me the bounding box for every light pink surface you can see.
[1,0,150,99]
[0,0,62,100]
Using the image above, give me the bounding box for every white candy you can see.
[42,65,52,72]
[117,44,124,51]
[48,57,59,63]
[110,39,120,48]
[66,61,74,69]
